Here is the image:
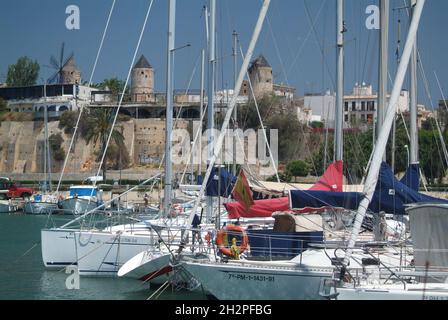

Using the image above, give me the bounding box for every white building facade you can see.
[304,83,409,128]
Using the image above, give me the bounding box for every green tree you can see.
[96,78,129,100]
[58,110,94,139]
[419,129,447,185]
[238,95,280,130]
[422,118,437,131]
[311,121,324,129]
[49,133,66,161]
[267,171,292,183]
[84,109,126,181]
[0,98,8,114]
[286,160,309,182]
[313,129,373,183]
[238,95,313,163]
[385,119,409,174]
[6,56,40,87]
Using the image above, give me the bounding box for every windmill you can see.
[47,43,75,84]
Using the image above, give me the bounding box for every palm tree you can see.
[85,109,125,182]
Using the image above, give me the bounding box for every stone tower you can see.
[131,55,154,103]
[248,55,273,99]
[61,56,81,84]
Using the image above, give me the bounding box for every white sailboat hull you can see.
[59,198,99,215]
[41,226,152,271]
[183,260,333,300]
[0,200,17,213]
[41,218,188,276]
[117,250,172,285]
[335,285,448,300]
[74,230,156,276]
[24,202,58,215]
[41,228,78,268]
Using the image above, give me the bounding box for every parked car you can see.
[0,182,34,199]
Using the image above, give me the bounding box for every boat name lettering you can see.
[228,273,274,282]
[121,238,138,243]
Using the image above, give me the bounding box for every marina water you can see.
[0,212,206,300]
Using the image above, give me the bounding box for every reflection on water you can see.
[0,212,206,300]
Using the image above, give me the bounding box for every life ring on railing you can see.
[216,225,249,258]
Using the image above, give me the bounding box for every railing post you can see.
[269,235,272,261]
[300,240,303,266]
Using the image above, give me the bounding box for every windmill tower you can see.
[47,43,81,84]
[61,56,81,84]
[131,55,154,103]
[248,55,273,99]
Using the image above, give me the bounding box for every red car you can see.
[0,182,34,199]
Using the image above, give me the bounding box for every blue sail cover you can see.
[400,164,420,192]
[205,167,236,197]
[290,162,448,215]
[289,191,362,212]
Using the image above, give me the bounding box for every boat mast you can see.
[163,0,176,216]
[232,30,238,176]
[374,0,389,241]
[206,0,216,224]
[43,82,49,191]
[335,0,344,163]
[341,0,425,271]
[377,0,389,157]
[409,0,419,165]
[199,49,205,177]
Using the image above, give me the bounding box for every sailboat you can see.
[24,85,58,215]
[179,0,430,300]
[117,0,276,285]
[0,199,18,213]
[57,184,102,215]
[41,0,196,276]
[317,0,448,300]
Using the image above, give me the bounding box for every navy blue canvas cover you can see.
[290,162,448,215]
[400,164,420,192]
[206,166,237,197]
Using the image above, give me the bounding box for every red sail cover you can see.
[225,161,343,219]
[309,160,343,192]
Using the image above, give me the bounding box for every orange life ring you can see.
[216,224,249,257]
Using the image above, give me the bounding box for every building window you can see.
[352,102,356,111]
[344,115,349,122]
[361,101,366,111]
[344,102,348,112]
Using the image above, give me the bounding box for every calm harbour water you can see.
[0,212,206,300]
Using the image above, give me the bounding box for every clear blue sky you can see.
[0,0,447,107]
